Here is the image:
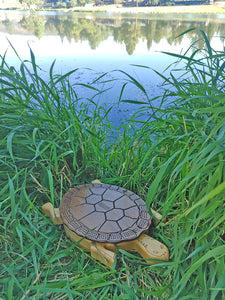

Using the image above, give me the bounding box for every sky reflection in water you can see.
[0,11,224,125]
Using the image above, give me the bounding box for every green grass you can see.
[0,28,224,299]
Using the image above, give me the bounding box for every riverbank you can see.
[74,3,225,14]
[1,2,225,14]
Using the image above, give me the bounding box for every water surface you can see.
[0,10,224,124]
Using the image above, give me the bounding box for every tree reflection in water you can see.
[1,12,225,55]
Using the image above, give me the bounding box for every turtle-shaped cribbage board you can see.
[42,180,169,268]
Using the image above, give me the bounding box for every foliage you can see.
[67,0,78,7]
[19,0,41,9]
[56,1,67,7]
[48,0,89,8]
[148,0,160,6]
[0,29,225,299]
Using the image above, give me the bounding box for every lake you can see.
[0,9,225,125]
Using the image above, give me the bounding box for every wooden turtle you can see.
[42,180,169,268]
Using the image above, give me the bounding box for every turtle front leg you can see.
[90,242,116,268]
[42,202,63,225]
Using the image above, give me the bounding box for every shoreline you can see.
[1,3,225,14]
[74,3,225,14]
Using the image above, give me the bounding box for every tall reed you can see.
[0,29,224,299]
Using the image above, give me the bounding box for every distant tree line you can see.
[123,0,210,7]
[19,0,210,9]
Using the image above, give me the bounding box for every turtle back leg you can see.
[42,202,63,225]
[118,233,169,264]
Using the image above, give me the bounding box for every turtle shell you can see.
[59,183,151,243]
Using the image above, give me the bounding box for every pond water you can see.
[0,10,225,125]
